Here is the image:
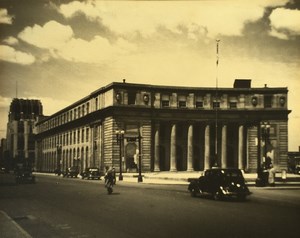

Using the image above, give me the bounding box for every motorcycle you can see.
[105,180,113,194]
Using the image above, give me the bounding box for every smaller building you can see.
[5,98,43,169]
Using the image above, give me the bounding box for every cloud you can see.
[18,20,73,49]
[57,36,136,63]
[3,36,19,45]
[0,45,35,65]
[0,8,13,24]
[58,1,285,39]
[16,19,136,63]
[269,8,300,39]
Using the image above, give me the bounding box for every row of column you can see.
[153,123,245,171]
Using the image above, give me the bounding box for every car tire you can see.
[213,191,221,201]
[190,188,197,197]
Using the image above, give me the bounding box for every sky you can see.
[0,0,299,151]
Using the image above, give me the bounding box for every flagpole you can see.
[215,39,220,167]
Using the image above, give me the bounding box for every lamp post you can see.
[137,130,143,182]
[256,121,270,187]
[261,122,271,168]
[115,129,124,181]
[56,144,62,175]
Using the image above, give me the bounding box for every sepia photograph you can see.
[0,0,299,237]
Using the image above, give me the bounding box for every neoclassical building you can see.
[34,79,291,174]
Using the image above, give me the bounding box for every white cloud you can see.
[57,36,136,63]
[3,36,19,45]
[18,20,73,49]
[0,45,35,65]
[0,8,13,24]
[57,1,291,39]
[269,8,300,39]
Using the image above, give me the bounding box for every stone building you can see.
[6,98,43,169]
[34,79,291,174]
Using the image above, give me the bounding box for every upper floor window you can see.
[128,92,136,105]
[78,107,81,117]
[178,95,187,108]
[86,102,90,114]
[161,94,170,107]
[213,102,220,109]
[95,98,98,110]
[196,101,204,108]
[229,102,237,109]
[74,108,77,119]
[264,95,272,108]
[178,101,186,108]
[82,105,85,116]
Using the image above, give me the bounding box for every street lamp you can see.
[256,121,270,187]
[56,144,62,175]
[115,129,125,181]
[261,122,271,168]
[137,130,143,182]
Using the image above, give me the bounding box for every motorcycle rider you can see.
[104,166,116,193]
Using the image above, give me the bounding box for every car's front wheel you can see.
[213,191,222,201]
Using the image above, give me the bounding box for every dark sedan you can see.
[80,167,102,180]
[188,168,251,201]
[63,166,80,178]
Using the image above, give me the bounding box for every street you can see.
[0,174,299,238]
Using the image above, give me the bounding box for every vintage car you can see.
[80,167,102,180]
[188,168,251,201]
[15,166,35,184]
[63,166,80,178]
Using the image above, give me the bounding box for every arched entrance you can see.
[125,142,138,172]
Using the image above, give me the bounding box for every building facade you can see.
[6,98,43,169]
[34,80,291,174]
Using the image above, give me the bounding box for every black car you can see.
[80,167,102,180]
[188,168,251,201]
[63,166,80,178]
[15,166,35,184]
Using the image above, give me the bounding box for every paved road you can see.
[0,174,299,238]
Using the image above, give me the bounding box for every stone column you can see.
[24,121,29,160]
[187,124,194,171]
[154,124,160,172]
[221,124,227,169]
[204,124,210,170]
[238,125,244,170]
[170,123,177,171]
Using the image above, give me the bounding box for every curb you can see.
[0,211,32,238]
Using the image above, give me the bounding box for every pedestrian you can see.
[268,163,276,186]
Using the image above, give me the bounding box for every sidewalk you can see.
[33,171,300,186]
[0,211,32,238]
[118,171,300,186]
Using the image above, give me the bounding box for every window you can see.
[161,94,170,107]
[86,128,89,142]
[77,130,80,144]
[73,131,76,144]
[229,102,237,109]
[128,92,136,105]
[95,98,98,110]
[213,102,220,109]
[178,101,186,108]
[81,129,84,143]
[162,100,169,107]
[178,95,187,108]
[264,95,272,108]
[86,103,90,114]
[196,101,203,108]
[78,107,81,117]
